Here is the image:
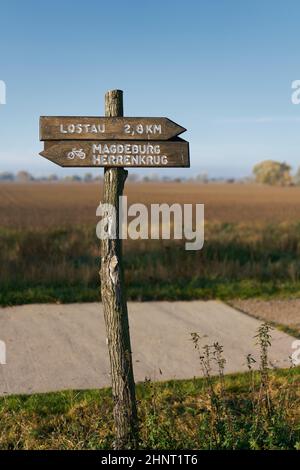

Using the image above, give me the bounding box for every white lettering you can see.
[291,80,300,104]
[60,123,106,134]
[184,204,205,251]
[91,143,171,166]
[0,340,6,365]
[0,80,6,105]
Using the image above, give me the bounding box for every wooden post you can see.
[100,90,138,449]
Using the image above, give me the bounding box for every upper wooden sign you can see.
[40,117,186,141]
[39,139,190,168]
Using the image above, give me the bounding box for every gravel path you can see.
[0,301,296,396]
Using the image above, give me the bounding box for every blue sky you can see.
[1,0,300,178]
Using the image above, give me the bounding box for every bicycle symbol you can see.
[67,148,86,160]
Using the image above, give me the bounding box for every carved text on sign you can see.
[39,139,190,167]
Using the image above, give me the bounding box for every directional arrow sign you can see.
[40,116,186,141]
[39,139,190,168]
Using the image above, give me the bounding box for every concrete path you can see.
[0,301,295,396]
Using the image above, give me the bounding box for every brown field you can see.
[1,181,300,315]
[1,182,300,228]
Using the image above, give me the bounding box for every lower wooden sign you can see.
[39,139,190,167]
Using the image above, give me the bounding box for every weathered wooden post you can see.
[99,90,138,449]
[39,92,190,449]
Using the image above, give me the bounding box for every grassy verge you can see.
[3,280,300,307]
[0,323,298,450]
[0,367,299,450]
[275,323,300,339]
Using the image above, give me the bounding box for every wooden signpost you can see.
[40,116,186,141]
[39,139,189,167]
[39,90,189,449]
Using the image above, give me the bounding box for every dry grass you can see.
[2,221,300,305]
[2,182,300,305]
[0,362,299,449]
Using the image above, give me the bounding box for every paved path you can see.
[0,301,295,396]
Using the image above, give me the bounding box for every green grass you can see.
[0,322,299,450]
[2,222,300,305]
[3,280,300,307]
[0,367,299,450]
[275,323,300,339]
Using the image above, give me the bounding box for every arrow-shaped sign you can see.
[40,116,186,141]
[39,139,190,168]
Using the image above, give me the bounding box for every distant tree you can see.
[0,172,14,181]
[294,167,300,186]
[253,160,292,186]
[93,175,103,182]
[147,173,160,182]
[16,171,33,182]
[84,173,93,182]
[196,172,208,183]
[128,173,139,182]
[47,174,58,181]
[64,175,82,182]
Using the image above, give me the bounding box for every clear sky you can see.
[1,0,300,178]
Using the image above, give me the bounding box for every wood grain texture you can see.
[40,116,186,141]
[99,89,138,449]
[39,139,190,168]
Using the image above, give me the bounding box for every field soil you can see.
[1,182,300,228]
[230,299,300,331]
[2,182,300,304]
